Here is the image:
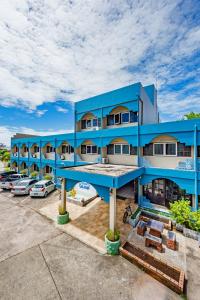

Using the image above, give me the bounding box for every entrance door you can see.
[152,179,165,206]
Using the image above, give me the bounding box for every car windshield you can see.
[34,184,44,188]
[10,175,20,179]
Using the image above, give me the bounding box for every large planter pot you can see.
[57,212,69,225]
[183,227,200,240]
[105,235,120,255]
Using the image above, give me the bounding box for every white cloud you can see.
[56,106,69,113]
[0,125,71,147]
[0,0,199,119]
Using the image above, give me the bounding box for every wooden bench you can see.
[145,233,163,252]
[167,231,176,250]
[137,220,147,236]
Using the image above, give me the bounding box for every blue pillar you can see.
[194,125,198,211]
[54,138,57,184]
[39,140,42,180]
[28,142,30,176]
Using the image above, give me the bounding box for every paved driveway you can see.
[0,190,181,300]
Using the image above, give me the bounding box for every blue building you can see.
[11,82,200,218]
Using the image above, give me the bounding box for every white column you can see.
[109,188,117,232]
[192,195,196,211]
[61,178,67,212]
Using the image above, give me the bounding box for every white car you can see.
[0,174,29,190]
[11,179,38,196]
[30,180,56,198]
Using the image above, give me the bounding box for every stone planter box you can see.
[105,235,120,255]
[57,212,69,225]
[120,241,185,295]
[183,227,200,241]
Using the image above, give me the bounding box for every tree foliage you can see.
[184,112,200,120]
[170,200,200,232]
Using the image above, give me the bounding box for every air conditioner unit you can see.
[102,157,109,164]
[92,127,99,131]
[32,154,36,158]
[61,154,65,160]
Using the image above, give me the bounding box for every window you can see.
[81,120,86,129]
[107,144,114,155]
[154,143,164,155]
[81,145,86,154]
[81,145,97,154]
[62,145,69,154]
[46,146,54,153]
[130,146,137,155]
[122,144,130,154]
[143,143,153,156]
[86,119,92,128]
[114,113,121,124]
[197,146,200,157]
[24,146,29,152]
[121,112,130,123]
[166,143,176,156]
[34,146,39,153]
[153,142,177,156]
[93,119,98,127]
[177,143,191,157]
[130,111,138,123]
[107,114,114,126]
[45,166,52,173]
[114,144,121,154]
[81,118,99,129]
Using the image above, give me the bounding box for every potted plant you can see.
[30,171,38,179]
[105,229,120,255]
[44,174,53,180]
[20,169,28,175]
[57,203,69,225]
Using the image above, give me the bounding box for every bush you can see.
[189,210,200,232]
[44,174,53,180]
[58,204,66,215]
[170,200,200,232]
[4,167,11,171]
[170,200,191,227]
[30,171,38,178]
[106,229,120,242]
[20,169,28,175]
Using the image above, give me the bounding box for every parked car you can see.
[30,180,56,198]
[0,170,17,182]
[0,174,28,190]
[11,179,38,196]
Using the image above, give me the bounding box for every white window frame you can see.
[85,145,97,155]
[121,111,130,124]
[114,144,130,155]
[153,142,177,157]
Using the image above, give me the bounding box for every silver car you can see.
[11,179,38,196]
[30,180,56,198]
[0,174,28,190]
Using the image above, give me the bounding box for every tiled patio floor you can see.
[71,198,138,243]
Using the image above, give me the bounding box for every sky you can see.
[0,0,199,146]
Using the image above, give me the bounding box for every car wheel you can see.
[44,191,48,198]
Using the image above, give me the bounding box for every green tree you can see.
[1,151,10,162]
[184,112,200,120]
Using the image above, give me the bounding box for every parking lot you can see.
[0,188,183,300]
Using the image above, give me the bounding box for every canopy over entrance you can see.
[57,163,144,233]
[57,163,144,201]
